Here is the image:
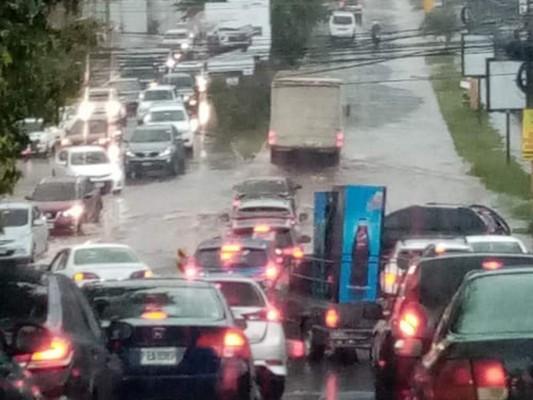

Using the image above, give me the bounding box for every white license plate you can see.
[140,348,182,366]
[142,162,153,167]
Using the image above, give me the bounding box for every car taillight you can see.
[130,269,153,279]
[73,272,100,283]
[325,308,339,328]
[433,359,508,400]
[396,304,426,338]
[336,131,344,148]
[245,308,281,322]
[184,263,198,279]
[141,310,168,320]
[268,130,276,146]
[197,329,251,358]
[265,262,280,280]
[15,337,73,370]
[482,259,503,270]
[254,224,271,233]
[292,247,304,259]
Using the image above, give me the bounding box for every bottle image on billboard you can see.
[350,219,370,288]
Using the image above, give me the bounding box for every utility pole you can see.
[526,1,533,195]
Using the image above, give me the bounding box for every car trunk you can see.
[231,307,268,344]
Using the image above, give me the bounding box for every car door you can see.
[31,206,48,256]
[57,276,115,399]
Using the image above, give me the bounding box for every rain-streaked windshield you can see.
[333,16,354,25]
[150,110,186,122]
[131,129,172,143]
[470,242,524,254]
[74,248,140,265]
[163,76,193,88]
[70,151,109,165]
[215,281,265,307]
[0,209,29,227]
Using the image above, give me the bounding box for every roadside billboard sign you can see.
[522,109,533,160]
[461,34,495,77]
[486,58,525,111]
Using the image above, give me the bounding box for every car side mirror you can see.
[220,213,230,223]
[299,235,311,244]
[11,323,53,355]
[299,213,308,223]
[107,321,134,343]
[363,303,384,320]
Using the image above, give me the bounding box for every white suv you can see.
[144,104,195,150]
[329,11,356,41]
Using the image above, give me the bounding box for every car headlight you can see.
[160,147,172,157]
[62,204,84,219]
[61,138,71,146]
[181,42,190,50]
[189,98,197,106]
[125,149,135,157]
[183,95,190,102]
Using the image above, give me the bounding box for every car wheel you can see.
[260,376,285,400]
[303,323,324,362]
[169,159,179,176]
[179,157,186,174]
[374,377,393,400]
[52,169,56,177]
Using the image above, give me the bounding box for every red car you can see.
[28,176,102,235]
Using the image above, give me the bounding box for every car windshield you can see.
[144,90,173,101]
[333,16,354,25]
[70,151,109,165]
[215,281,265,307]
[470,241,524,254]
[84,286,224,321]
[88,91,110,101]
[150,110,186,122]
[163,76,193,88]
[32,182,78,201]
[451,273,533,335]
[165,32,188,39]
[195,247,268,269]
[0,274,48,329]
[0,209,28,227]
[131,128,172,143]
[68,119,107,136]
[74,248,140,265]
[236,180,289,196]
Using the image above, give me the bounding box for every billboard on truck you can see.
[313,185,386,303]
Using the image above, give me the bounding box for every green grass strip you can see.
[429,55,531,200]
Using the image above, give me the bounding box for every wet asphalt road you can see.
[10,0,533,398]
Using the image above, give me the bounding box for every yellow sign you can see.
[522,109,533,159]
[424,0,435,13]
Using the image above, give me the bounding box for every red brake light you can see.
[15,337,73,370]
[336,131,344,148]
[268,130,276,146]
[397,304,426,338]
[482,259,503,270]
[292,247,304,259]
[266,308,280,321]
[197,329,250,358]
[325,308,339,328]
[184,263,198,278]
[141,310,168,320]
[221,244,241,252]
[265,262,279,280]
[473,359,507,391]
[254,225,271,233]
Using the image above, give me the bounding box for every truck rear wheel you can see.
[270,148,289,165]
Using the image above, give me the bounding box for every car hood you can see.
[75,263,148,280]
[128,142,170,153]
[35,200,80,212]
[69,164,114,177]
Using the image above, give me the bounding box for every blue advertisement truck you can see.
[279,185,386,362]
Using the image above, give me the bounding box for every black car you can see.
[0,267,119,400]
[125,124,186,178]
[0,328,43,400]
[371,253,533,400]
[381,203,511,256]
[83,279,256,400]
[410,267,533,400]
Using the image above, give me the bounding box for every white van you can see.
[329,11,356,41]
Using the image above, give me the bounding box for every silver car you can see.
[206,276,287,400]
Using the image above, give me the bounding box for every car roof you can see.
[426,242,472,250]
[466,266,533,281]
[69,243,135,251]
[84,277,213,290]
[134,124,174,131]
[39,176,85,184]
[164,73,192,78]
[232,218,293,230]
[465,235,524,244]
[419,252,533,268]
[148,103,186,112]
[165,28,188,33]
[203,275,262,285]
[145,85,175,91]
[332,11,355,17]
[197,237,269,250]
[239,197,292,208]
[0,202,31,209]
[398,237,466,250]
[63,145,105,153]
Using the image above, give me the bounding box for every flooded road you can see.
[11,0,523,398]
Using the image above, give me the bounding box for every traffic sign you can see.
[522,109,533,159]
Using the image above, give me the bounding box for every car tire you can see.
[169,159,179,176]
[179,157,186,174]
[374,377,393,400]
[303,322,325,362]
[261,376,285,400]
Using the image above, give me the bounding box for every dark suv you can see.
[381,204,511,256]
[125,124,186,178]
[0,267,119,400]
[371,253,533,400]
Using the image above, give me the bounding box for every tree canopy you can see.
[0,0,98,194]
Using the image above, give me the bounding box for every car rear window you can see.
[215,281,265,307]
[418,256,533,316]
[333,16,354,25]
[196,247,268,269]
[233,228,295,249]
[470,241,524,254]
[0,278,48,328]
[84,286,224,321]
[451,273,533,334]
[74,247,139,265]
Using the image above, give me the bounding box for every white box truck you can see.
[268,75,345,166]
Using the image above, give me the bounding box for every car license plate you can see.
[140,348,182,366]
[142,162,153,167]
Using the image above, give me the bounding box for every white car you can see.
[206,276,287,400]
[161,28,194,51]
[329,11,356,40]
[137,85,183,122]
[144,104,195,149]
[380,237,468,297]
[466,235,528,254]
[0,202,48,264]
[49,243,153,286]
[53,146,124,194]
